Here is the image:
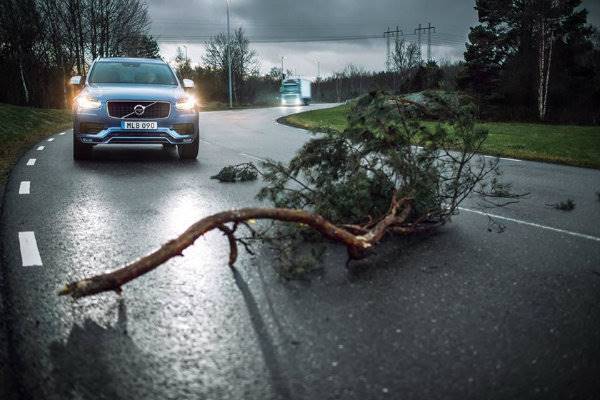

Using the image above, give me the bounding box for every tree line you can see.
[312,60,461,103]
[314,0,599,124]
[0,0,159,108]
[184,1,599,125]
[1,0,598,124]
[174,31,461,107]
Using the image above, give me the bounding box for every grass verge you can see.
[0,103,72,184]
[281,104,600,169]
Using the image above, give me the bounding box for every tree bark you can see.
[542,35,553,119]
[18,59,29,104]
[538,19,545,121]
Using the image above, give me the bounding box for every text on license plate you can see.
[122,121,157,130]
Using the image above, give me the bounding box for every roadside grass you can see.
[0,103,71,184]
[281,104,600,169]
[282,104,352,132]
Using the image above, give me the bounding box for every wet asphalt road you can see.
[1,104,600,400]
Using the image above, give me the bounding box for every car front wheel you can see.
[177,138,198,160]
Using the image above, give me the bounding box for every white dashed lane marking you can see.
[19,181,30,195]
[47,138,55,142]
[26,158,36,166]
[18,232,43,266]
[58,131,66,135]
[36,146,45,151]
[459,207,600,243]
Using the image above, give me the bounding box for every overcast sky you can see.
[148,0,600,79]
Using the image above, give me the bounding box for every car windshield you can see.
[89,61,178,85]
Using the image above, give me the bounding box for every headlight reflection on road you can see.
[278,106,303,113]
[161,191,235,292]
[164,192,204,237]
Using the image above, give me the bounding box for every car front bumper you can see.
[74,109,199,145]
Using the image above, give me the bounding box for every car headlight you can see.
[75,95,101,110]
[176,96,197,111]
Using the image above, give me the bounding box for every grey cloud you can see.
[148,0,599,75]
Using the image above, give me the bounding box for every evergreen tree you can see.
[461,0,596,122]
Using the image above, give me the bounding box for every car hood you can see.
[84,84,184,103]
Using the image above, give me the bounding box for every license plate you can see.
[122,121,157,130]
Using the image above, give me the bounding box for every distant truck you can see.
[280,78,312,106]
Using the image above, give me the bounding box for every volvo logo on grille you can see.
[133,104,145,116]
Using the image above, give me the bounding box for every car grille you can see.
[108,131,171,144]
[111,132,169,138]
[107,101,170,119]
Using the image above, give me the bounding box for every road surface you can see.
[1,105,600,399]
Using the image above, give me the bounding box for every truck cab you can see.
[280,78,312,106]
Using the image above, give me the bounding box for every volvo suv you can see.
[70,57,199,160]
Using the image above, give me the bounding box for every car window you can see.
[89,61,178,85]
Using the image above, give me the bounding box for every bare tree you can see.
[203,27,257,103]
[392,38,420,89]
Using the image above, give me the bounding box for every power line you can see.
[155,32,466,47]
[414,23,436,62]
[156,34,385,43]
[384,26,403,71]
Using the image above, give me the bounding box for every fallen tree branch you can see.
[59,198,412,299]
[218,224,238,266]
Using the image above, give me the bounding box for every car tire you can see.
[177,138,198,160]
[73,137,93,160]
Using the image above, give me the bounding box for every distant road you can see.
[1,104,599,399]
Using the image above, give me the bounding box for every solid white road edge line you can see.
[36,146,44,151]
[19,181,30,195]
[47,138,55,142]
[26,158,36,166]
[459,207,600,243]
[484,155,522,162]
[413,145,522,163]
[18,232,43,266]
[239,153,267,163]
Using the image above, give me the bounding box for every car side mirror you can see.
[69,76,83,86]
[182,79,195,89]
